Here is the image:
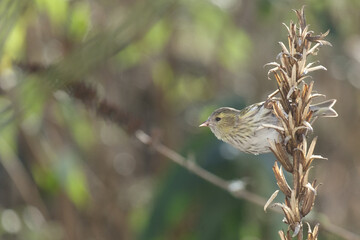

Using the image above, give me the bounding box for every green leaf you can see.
[218,28,252,72]
[141,20,171,54]
[60,102,95,150]
[18,76,47,121]
[65,165,89,208]
[35,0,68,26]
[68,2,90,41]
[54,151,90,208]
[116,44,142,69]
[4,21,25,60]
[32,165,60,195]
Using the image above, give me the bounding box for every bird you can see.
[199,99,337,155]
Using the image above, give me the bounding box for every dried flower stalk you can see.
[265,7,336,240]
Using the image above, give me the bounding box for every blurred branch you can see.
[0,137,49,219]
[69,82,142,133]
[0,0,29,57]
[135,130,360,240]
[40,0,177,90]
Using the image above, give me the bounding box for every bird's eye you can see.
[215,117,221,122]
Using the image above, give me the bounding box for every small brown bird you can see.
[200,100,337,155]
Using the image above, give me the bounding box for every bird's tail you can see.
[310,99,338,118]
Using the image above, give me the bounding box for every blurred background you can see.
[0,0,359,239]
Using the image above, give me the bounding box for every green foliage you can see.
[32,164,60,195]
[116,44,143,69]
[152,61,208,109]
[0,98,16,156]
[18,77,47,122]
[4,20,25,60]
[142,20,171,54]
[54,150,90,207]
[117,20,171,69]
[68,2,91,41]
[65,162,89,207]
[35,0,68,26]
[217,28,252,72]
[59,100,95,150]
[0,124,17,160]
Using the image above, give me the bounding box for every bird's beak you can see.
[199,121,209,127]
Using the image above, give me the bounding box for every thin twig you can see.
[135,130,266,206]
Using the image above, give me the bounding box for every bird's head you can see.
[199,107,239,140]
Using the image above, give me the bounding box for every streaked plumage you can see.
[200,100,337,155]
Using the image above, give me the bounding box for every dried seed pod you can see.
[272,162,292,197]
[265,6,336,239]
